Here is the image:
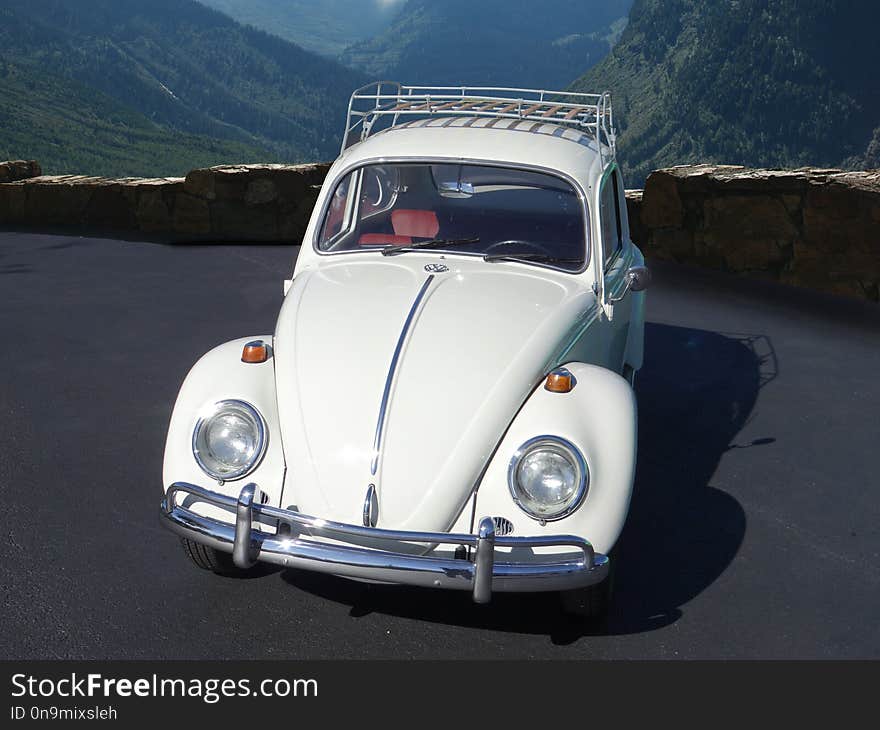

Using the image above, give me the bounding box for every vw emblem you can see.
[424,263,449,273]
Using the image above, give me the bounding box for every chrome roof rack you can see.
[342,81,616,166]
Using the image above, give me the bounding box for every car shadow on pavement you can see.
[281,322,771,644]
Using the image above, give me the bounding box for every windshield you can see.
[316,163,587,271]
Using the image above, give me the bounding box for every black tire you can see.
[559,553,616,621]
[180,538,246,576]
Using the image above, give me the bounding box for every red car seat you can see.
[391,209,440,239]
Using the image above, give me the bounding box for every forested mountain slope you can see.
[571,0,880,185]
[342,0,632,89]
[0,59,271,177]
[198,0,405,57]
[0,0,364,174]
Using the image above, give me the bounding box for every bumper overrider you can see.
[160,482,609,604]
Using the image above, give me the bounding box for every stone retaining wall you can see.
[626,165,880,302]
[2,160,878,301]
[0,163,330,242]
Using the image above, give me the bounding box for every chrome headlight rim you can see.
[507,435,589,522]
[191,399,268,482]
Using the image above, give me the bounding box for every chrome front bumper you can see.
[160,482,609,604]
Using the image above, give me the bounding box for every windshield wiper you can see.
[381,237,479,256]
[483,252,582,265]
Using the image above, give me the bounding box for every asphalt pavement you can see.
[1,230,878,659]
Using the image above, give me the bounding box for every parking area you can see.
[1,230,878,658]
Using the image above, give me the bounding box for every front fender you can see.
[473,362,636,554]
[162,336,286,517]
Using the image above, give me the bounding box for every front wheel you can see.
[559,555,615,621]
[180,538,270,578]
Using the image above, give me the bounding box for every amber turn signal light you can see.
[241,340,269,364]
[544,368,575,393]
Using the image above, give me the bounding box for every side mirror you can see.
[609,265,651,304]
[626,265,651,292]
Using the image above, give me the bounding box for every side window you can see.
[319,168,399,249]
[600,170,623,266]
[319,171,354,247]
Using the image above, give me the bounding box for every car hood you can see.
[273,256,599,531]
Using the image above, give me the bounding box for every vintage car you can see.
[160,83,650,619]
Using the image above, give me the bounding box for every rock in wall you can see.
[627,165,880,302]
[0,160,41,183]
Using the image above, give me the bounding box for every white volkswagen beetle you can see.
[161,83,649,619]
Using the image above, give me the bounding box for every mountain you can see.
[341,0,632,89]
[0,59,270,177]
[0,0,365,176]
[198,0,406,57]
[570,0,880,185]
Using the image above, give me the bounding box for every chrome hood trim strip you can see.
[370,274,435,476]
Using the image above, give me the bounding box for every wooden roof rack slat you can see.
[495,102,520,114]
[456,100,489,111]
[474,101,502,112]
[434,100,465,111]
[519,103,545,116]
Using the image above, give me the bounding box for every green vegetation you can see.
[850,127,880,169]
[0,60,272,177]
[0,0,364,176]
[341,0,632,89]
[198,0,405,57]
[570,0,880,185]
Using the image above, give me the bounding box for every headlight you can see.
[192,400,267,481]
[507,436,588,521]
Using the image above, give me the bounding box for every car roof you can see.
[334,116,611,190]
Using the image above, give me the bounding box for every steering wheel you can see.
[361,167,391,209]
[484,239,554,257]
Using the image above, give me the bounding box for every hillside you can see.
[0,60,271,177]
[341,0,632,89]
[571,0,880,185]
[198,0,405,57]
[0,0,364,175]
